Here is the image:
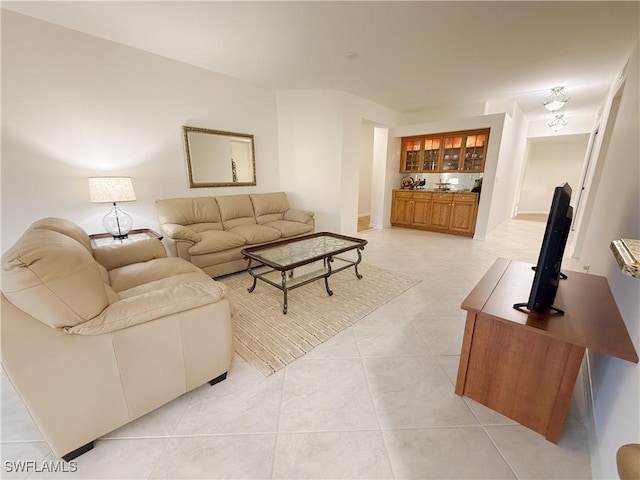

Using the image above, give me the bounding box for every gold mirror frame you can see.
[183,126,257,187]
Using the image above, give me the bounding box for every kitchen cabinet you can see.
[390,190,414,225]
[429,193,453,229]
[400,138,422,173]
[411,192,432,227]
[441,136,464,171]
[391,190,478,237]
[449,193,478,234]
[399,129,489,174]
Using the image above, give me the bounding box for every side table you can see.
[89,228,163,248]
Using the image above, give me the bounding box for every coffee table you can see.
[241,232,368,314]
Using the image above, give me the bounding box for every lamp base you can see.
[103,203,133,239]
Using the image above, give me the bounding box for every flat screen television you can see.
[514,183,573,315]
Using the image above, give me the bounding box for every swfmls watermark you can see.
[4,460,78,474]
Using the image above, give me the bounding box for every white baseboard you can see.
[515,210,548,215]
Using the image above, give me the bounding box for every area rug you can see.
[219,264,420,376]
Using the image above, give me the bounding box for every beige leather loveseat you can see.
[156,192,314,277]
[1,218,234,461]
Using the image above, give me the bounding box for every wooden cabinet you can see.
[441,135,464,171]
[411,192,432,227]
[400,129,489,174]
[391,190,478,237]
[429,193,453,229]
[390,190,414,225]
[449,193,478,234]
[400,138,422,173]
[421,137,441,172]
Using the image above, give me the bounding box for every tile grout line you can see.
[355,320,398,480]
[269,360,288,480]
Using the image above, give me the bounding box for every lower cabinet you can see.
[390,190,414,225]
[449,193,478,234]
[391,190,478,236]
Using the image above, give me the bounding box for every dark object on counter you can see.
[471,185,481,202]
[471,178,482,203]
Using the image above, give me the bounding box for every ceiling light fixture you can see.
[543,86,571,112]
[548,114,568,132]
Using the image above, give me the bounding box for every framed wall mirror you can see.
[183,126,256,187]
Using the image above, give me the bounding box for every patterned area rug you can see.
[219,263,420,376]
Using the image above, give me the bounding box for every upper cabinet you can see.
[422,137,441,172]
[403,138,422,172]
[463,132,489,172]
[400,128,489,174]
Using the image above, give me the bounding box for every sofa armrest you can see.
[66,281,228,335]
[160,224,201,244]
[93,238,167,271]
[284,208,315,225]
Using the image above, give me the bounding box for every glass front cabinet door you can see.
[400,137,422,173]
[442,135,464,171]
[399,129,489,174]
[463,132,488,172]
[421,136,441,172]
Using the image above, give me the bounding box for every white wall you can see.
[358,124,374,217]
[370,127,394,229]
[518,135,589,214]
[400,102,487,125]
[276,91,345,233]
[277,90,399,235]
[1,11,281,251]
[576,42,639,480]
[484,102,530,234]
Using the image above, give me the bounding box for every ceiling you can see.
[3,1,639,128]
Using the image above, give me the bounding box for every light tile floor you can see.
[1,219,592,479]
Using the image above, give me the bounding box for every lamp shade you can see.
[88,177,136,203]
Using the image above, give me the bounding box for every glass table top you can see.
[244,234,365,269]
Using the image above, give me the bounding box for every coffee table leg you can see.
[247,258,258,293]
[354,248,364,280]
[281,271,289,314]
[324,257,334,296]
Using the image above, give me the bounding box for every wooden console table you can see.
[455,258,638,443]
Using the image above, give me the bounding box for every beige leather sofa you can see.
[1,218,234,461]
[156,192,315,277]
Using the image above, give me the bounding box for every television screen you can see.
[514,183,573,315]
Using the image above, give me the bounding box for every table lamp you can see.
[88,177,137,239]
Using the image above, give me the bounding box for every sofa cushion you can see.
[215,195,257,229]
[109,257,203,293]
[264,220,314,238]
[227,224,281,245]
[156,197,222,227]
[2,228,109,329]
[190,223,223,233]
[250,192,290,225]
[188,230,246,255]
